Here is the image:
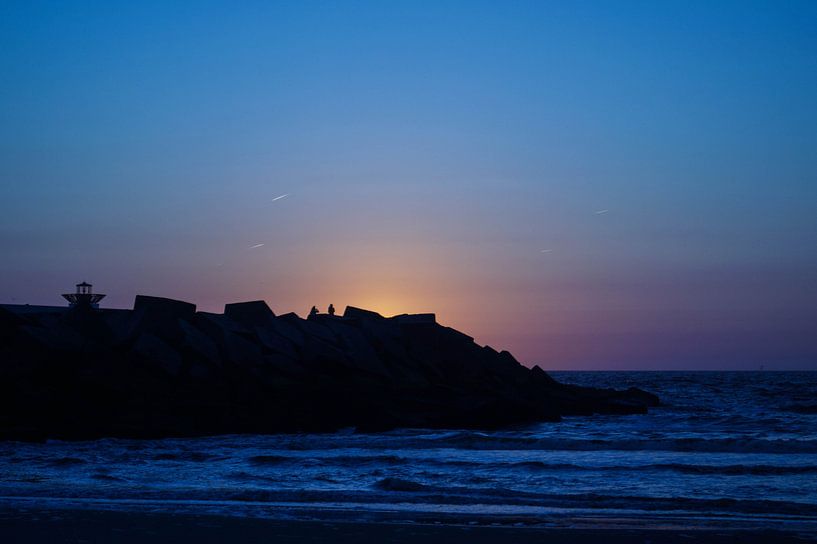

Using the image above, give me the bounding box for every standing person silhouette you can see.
[328,303,335,316]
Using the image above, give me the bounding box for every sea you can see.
[1,372,816,531]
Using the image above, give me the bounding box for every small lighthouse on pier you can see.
[62,281,106,309]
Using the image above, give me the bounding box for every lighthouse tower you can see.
[62,282,106,309]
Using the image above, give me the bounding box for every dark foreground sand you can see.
[1,509,815,543]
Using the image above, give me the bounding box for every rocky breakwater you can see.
[0,296,658,441]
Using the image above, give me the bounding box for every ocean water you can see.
[1,371,816,530]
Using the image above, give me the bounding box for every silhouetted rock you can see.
[224,300,275,326]
[393,313,436,325]
[0,298,659,441]
[134,295,196,319]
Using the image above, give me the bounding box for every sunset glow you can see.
[1,2,815,369]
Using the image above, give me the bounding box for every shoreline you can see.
[1,507,815,543]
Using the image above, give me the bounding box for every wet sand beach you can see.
[1,508,815,544]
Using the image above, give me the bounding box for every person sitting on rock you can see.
[309,306,318,317]
[328,303,335,316]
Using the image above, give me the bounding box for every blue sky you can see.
[1,1,816,368]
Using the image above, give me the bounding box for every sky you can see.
[1,1,816,370]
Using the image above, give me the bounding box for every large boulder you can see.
[134,295,196,319]
[224,301,275,326]
[130,296,196,342]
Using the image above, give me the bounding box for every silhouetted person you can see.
[328,303,335,316]
[309,305,318,317]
